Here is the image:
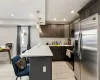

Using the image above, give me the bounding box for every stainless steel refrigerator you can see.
[74,13,100,80]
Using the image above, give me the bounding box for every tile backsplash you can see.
[40,38,74,45]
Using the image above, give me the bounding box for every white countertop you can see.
[20,45,53,58]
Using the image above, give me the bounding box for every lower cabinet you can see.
[52,49,62,61]
[66,52,74,71]
[49,46,66,61]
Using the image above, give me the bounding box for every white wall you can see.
[31,26,41,47]
[0,25,17,58]
[0,25,41,61]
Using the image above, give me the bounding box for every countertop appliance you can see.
[74,13,100,80]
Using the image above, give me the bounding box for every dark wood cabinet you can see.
[52,49,62,61]
[80,10,87,20]
[40,25,50,37]
[50,25,61,38]
[69,23,74,38]
[40,24,67,38]
[50,46,66,61]
[64,25,69,38]
[80,9,91,20]
[78,0,100,20]
[91,1,100,15]
[60,25,64,37]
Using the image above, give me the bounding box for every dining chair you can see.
[12,55,29,80]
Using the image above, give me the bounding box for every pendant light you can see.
[36,10,42,33]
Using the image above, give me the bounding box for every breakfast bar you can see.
[20,45,53,80]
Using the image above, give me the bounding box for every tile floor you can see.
[52,62,75,80]
[0,61,75,80]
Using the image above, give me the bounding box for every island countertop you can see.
[20,45,53,58]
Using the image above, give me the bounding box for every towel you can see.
[66,49,71,58]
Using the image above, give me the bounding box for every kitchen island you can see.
[20,45,53,80]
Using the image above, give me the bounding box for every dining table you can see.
[0,48,11,63]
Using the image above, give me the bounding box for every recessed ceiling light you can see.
[20,0,27,2]
[64,18,66,21]
[54,18,56,21]
[11,13,14,17]
[30,13,34,18]
[71,10,74,14]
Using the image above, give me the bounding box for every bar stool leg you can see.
[8,51,11,63]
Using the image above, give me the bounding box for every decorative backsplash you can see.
[40,38,74,45]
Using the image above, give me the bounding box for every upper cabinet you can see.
[91,1,100,15]
[64,25,69,38]
[40,25,50,37]
[60,25,64,38]
[69,19,80,38]
[78,0,100,20]
[40,24,69,38]
[69,23,74,38]
[50,25,61,38]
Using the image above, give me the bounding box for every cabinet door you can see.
[52,49,62,61]
[91,1,100,15]
[61,47,66,60]
[69,23,74,37]
[80,10,87,20]
[40,25,50,37]
[50,47,62,61]
[80,8,92,20]
[64,25,69,38]
[50,47,66,61]
[60,25,64,37]
[50,25,60,38]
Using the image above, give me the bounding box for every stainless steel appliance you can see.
[74,19,81,80]
[74,14,100,80]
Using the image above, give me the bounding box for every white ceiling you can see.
[0,0,91,25]
[0,0,45,19]
[46,0,91,23]
[0,0,45,25]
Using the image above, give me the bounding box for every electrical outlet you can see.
[43,66,46,72]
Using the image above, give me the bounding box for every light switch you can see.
[43,66,46,72]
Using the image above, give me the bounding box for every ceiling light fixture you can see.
[39,28,42,33]
[11,13,14,17]
[71,10,74,14]
[37,24,42,33]
[30,13,34,18]
[54,18,56,21]
[64,18,66,21]
[20,0,27,2]
[37,24,40,29]
[36,10,42,33]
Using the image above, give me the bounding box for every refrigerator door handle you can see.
[80,32,83,59]
[78,33,81,56]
